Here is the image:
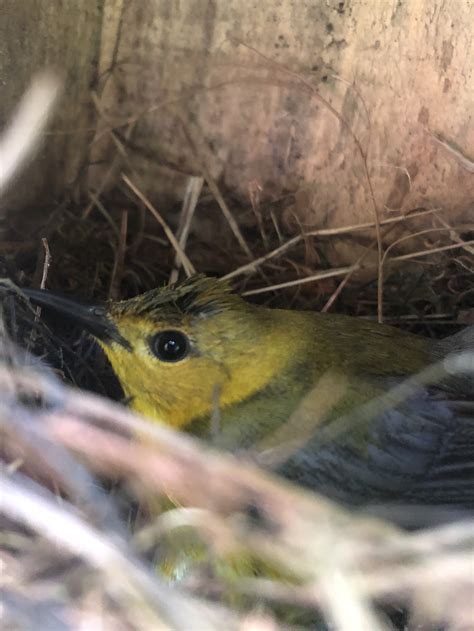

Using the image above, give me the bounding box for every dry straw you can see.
[1,331,473,629]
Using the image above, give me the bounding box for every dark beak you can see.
[22,287,132,351]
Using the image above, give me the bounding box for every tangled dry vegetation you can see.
[1,75,473,630]
[1,299,474,631]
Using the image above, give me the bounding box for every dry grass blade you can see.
[1,329,473,629]
[0,473,241,631]
[82,92,137,220]
[109,209,128,300]
[1,587,70,631]
[377,225,474,320]
[242,240,474,296]
[0,72,61,196]
[303,351,474,449]
[433,214,474,256]
[381,227,474,268]
[223,207,444,282]
[178,119,253,259]
[203,171,254,259]
[392,239,474,262]
[1,399,124,535]
[319,570,389,631]
[169,176,204,284]
[242,265,359,295]
[430,131,474,172]
[122,174,196,277]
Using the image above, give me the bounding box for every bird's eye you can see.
[150,330,189,362]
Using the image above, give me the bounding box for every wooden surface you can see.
[2,1,473,254]
[92,0,474,228]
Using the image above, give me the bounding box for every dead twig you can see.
[242,240,474,297]
[169,176,204,284]
[223,208,444,282]
[122,174,196,277]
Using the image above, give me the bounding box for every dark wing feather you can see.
[278,386,474,518]
[402,399,474,505]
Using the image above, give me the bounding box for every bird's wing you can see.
[278,385,474,518]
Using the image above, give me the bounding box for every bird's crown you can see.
[108,274,242,321]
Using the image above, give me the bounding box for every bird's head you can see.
[23,276,301,427]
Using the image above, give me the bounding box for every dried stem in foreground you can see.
[1,331,473,630]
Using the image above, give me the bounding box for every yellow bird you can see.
[23,275,474,518]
